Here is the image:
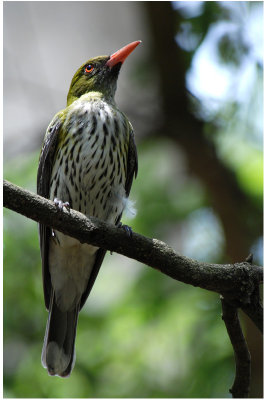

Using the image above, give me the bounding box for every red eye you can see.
[85,64,94,74]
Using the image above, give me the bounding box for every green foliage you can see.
[130,138,207,238]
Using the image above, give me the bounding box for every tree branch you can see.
[3,179,263,334]
[221,297,251,398]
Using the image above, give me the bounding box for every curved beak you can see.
[106,40,141,68]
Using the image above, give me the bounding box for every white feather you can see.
[123,197,137,219]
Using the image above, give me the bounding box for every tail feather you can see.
[42,291,79,377]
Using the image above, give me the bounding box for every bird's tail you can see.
[41,291,79,377]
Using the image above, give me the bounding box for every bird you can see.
[37,41,140,377]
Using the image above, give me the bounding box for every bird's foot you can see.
[52,198,69,244]
[118,222,133,237]
[54,198,70,211]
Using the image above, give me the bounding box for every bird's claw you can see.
[54,198,70,211]
[118,222,133,237]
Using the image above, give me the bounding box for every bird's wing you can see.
[80,248,107,309]
[37,115,62,310]
[125,125,138,197]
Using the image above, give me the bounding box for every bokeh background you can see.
[3,1,263,398]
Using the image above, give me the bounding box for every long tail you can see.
[41,291,79,377]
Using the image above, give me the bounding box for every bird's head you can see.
[67,41,141,106]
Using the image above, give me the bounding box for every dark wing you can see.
[80,249,106,309]
[80,125,138,310]
[37,117,62,310]
[125,127,138,197]
[114,125,138,227]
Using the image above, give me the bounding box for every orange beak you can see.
[106,41,141,68]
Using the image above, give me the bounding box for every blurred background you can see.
[3,1,263,398]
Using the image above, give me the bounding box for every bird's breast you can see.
[50,98,129,224]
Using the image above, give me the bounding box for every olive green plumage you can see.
[67,56,118,105]
[37,43,139,377]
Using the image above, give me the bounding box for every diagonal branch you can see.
[221,297,251,398]
[4,179,263,333]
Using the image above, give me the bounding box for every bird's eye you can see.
[84,64,94,74]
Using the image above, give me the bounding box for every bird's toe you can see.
[118,222,133,237]
[54,198,70,211]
